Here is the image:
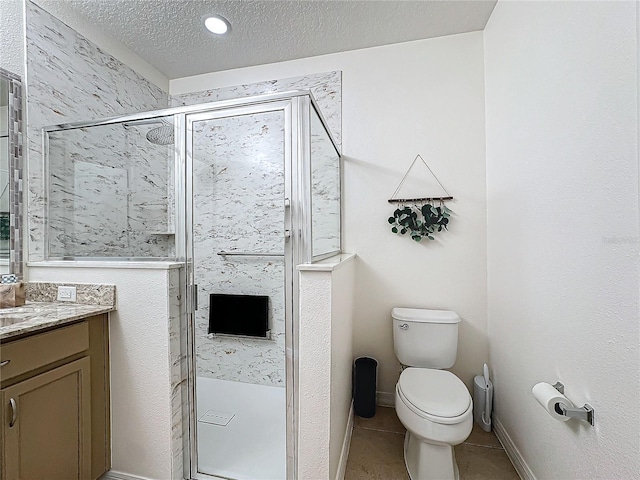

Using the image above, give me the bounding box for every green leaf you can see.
[391,226,398,233]
[388,217,395,224]
[400,228,407,234]
[427,235,435,240]
[412,235,422,242]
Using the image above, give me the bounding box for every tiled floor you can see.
[345,407,520,480]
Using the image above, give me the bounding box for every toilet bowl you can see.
[395,368,472,480]
[391,308,472,480]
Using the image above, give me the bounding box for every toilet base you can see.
[404,431,459,480]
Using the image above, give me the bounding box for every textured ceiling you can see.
[35,0,497,80]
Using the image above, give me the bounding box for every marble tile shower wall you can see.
[47,124,172,258]
[175,72,341,387]
[26,1,170,261]
[193,112,286,386]
[168,267,186,480]
[170,70,342,149]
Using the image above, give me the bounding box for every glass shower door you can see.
[185,102,293,480]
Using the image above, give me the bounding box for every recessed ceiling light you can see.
[204,15,230,35]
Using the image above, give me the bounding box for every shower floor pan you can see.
[196,376,286,480]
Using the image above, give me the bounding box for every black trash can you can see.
[353,357,377,418]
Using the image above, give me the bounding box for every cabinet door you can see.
[2,357,91,480]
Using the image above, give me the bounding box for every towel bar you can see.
[217,251,284,257]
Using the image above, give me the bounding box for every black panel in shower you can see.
[208,293,269,338]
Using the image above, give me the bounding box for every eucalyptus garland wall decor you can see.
[388,202,451,241]
[388,154,453,242]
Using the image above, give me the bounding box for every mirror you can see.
[0,68,23,278]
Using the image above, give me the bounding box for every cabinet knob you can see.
[9,398,17,428]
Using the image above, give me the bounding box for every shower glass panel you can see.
[45,116,175,259]
[310,108,341,259]
[187,106,289,480]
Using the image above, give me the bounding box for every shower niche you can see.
[43,90,341,480]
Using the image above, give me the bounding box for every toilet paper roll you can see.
[532,382,574,422]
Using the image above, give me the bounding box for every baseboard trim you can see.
[493,417,536,480]
[336,402,354,480]
[100,471,155,480]
[376,391,395,407]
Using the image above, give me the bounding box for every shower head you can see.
[146,119,174,145]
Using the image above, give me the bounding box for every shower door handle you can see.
[284,198,291,242]
[188,284,198,312]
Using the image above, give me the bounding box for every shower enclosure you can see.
[43,91,341,479]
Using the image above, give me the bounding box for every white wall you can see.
[298,269,332,480]
[484,2,640,479]
[329,257,355,480]
[0,0,25,77]
[28,264,178,480]
[298,255,355,480]
[172,32,488,397]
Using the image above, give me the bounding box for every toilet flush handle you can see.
[398,323,409,330]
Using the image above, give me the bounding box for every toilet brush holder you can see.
[473,370,493,432]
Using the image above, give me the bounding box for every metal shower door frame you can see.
[181,97,303,480]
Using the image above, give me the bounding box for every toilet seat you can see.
[397,368,471,425]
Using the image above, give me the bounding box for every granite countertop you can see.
[0,302,115,341]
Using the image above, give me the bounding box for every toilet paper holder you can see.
[552,382,595,426]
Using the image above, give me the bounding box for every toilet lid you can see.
[398,368,471,418]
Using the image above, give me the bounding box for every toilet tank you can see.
[392,308,461,369]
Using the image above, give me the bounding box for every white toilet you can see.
[392,307,473,480]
